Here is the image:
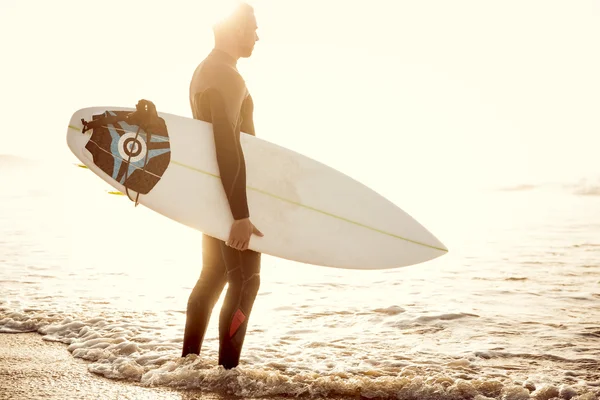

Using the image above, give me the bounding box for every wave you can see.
[0,154,35,163]
[573,185,600,196]
[3,310,598,399]
[560,177,600,196]
[497,184,538,192]
[494,178,600,197]
[0,154,45,173]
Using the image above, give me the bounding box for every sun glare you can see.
[206,0,246,27]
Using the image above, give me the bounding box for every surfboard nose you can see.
[431,234,448,253]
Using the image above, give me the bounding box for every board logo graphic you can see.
[82,101,171,203]
[118,131,148,162]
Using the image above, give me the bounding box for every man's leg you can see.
[181,234,228,357]
[217,242,261,369]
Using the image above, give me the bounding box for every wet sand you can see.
[0,333,213,400]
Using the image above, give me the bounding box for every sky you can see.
[1,0,599,195]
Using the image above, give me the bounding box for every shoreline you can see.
[1,329,599,399]
[0,332,220,400]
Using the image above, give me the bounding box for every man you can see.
[182,2,263,370]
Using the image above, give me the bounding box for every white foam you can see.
[2,308,600,399]
[0,312,48,333]
[88,357,145,380]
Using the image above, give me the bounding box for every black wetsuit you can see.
[181,49,261,369]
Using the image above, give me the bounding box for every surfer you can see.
[181,2,263,370]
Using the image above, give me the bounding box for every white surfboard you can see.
[66,106,447,270]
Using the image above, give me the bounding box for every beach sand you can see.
[0,333,213,400]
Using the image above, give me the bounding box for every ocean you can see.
[0,155,598,399]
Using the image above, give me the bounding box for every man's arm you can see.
[195,88,250,221]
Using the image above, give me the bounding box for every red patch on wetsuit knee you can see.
[229,309,246,338]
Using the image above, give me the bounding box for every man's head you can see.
[213,2,259,59]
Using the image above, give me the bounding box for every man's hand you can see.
[226,218,264,251]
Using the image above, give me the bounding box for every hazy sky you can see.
[1,0,599,193]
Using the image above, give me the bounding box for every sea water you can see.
[1,156,598,399]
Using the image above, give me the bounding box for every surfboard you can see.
[66,106,448,270]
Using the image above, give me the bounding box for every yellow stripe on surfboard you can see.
[170,160,447,252]
[69,124,447,252]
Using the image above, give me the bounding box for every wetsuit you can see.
[181,49,261,369]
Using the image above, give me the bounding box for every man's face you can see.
[236,12,259,58]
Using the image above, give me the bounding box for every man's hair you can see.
[212,2,254,35]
